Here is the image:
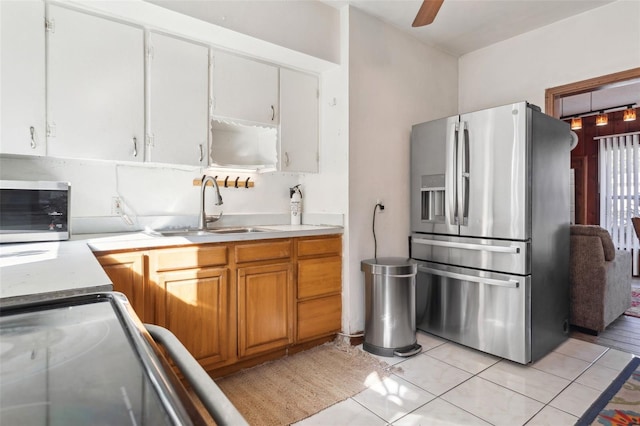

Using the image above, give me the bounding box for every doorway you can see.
[545,67,640,226]
[546,68,640,276]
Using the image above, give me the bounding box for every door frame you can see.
[545,67,640,118]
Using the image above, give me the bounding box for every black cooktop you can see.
[0,293,199,425]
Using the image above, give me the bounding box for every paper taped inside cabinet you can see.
[210,119,277,169]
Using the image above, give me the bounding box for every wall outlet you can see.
[376,199,385,211]
[111,197,123,216]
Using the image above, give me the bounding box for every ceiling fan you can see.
[412,0,444,27]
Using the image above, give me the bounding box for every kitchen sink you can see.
[150,227,267,237]
[154,229,213,237]
[209,227,266,234]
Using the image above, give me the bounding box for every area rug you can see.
[624,284,640,318]
[576,356,640,425]
[214,340,394,426]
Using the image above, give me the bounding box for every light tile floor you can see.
[295,331,638,426]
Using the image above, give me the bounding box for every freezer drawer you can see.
[411,234,530,275]
[415,261,531,364]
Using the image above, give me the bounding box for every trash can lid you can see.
[361,257,418,275]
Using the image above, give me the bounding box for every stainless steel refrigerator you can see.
[410,101,571,364]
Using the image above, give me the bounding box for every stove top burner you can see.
[0,294,194,425]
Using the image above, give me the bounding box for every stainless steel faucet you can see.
[199,175,223,230]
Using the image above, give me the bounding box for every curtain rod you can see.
[594,131,640,141]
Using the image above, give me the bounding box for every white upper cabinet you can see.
[46,5,144,162]
[147,32,209,166]
[280,69,319,173]
[211,50,279,126]
[1,0,46,156]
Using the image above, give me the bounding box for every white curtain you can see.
[599,132,640,255]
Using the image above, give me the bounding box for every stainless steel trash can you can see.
[361,257,422,357]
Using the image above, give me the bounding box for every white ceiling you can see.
[325,0,616,57]
[326,0,638,112]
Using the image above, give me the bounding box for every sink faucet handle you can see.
[206,211,223,224]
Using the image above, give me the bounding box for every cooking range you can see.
[0,292,245,425]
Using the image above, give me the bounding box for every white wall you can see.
[346,7,458,333]
[147,0,341,65]
[0,155,300,229]
[459,0,640,113]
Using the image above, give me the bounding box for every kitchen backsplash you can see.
[0,155,341,234]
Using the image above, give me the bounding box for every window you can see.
[599,132,640,253]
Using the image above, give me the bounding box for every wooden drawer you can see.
[152,245,227,271]
[297,294,341,341]
[297,236,342,258]
[297,256,341,299]
[235,240,291,263]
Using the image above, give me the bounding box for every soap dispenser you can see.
[290,185,302,225]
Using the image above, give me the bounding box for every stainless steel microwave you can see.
[0,180,70,243]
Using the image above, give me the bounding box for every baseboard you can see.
[571,324,600,336]
[349,335,364,346]
[333,332,365,347]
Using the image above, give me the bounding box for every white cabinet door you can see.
[279,69,319,173]
[148,32,209,166]
[1,0,46,156]
[46,5,144,162]
[211,50,278,125]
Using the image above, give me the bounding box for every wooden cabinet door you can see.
[297,256,342,299]
[280,68,319,173]
[148,32,209,166]
[96,252,148,322]
[1,0,46,156]
[46,5,144,161]
[155,267,229,368]
[297,294,341,341]
[237,263,293,358]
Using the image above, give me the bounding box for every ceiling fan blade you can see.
[412,0,444,27]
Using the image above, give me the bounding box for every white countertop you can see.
[0,240,113,306]
[0,225,343,306]
[86,224,342,252]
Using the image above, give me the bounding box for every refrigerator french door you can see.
[410,101,570,364]
[411,102,528,240]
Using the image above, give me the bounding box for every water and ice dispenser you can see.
[421,174,445,222]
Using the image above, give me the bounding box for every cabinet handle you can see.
[199,144,203,162]
[132,137,138,157]
[284,152,290,167]
[29,126,37,149]
[271,105,275,121]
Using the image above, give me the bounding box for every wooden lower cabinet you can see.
[295,236,342,343]
[154,267,230,369]
[96,251,149,322]
[95,234,342,374]
[237,262,294,358]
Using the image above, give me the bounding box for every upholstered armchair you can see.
[569,225,631,333]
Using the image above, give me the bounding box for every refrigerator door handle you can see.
[448,122,459,225]
[412,237,520,253]
[461,122,470,222]
[457,121,469,225]
[418,265,519,288]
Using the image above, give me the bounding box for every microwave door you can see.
[459,102,528,240]
[410,115,460,235]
